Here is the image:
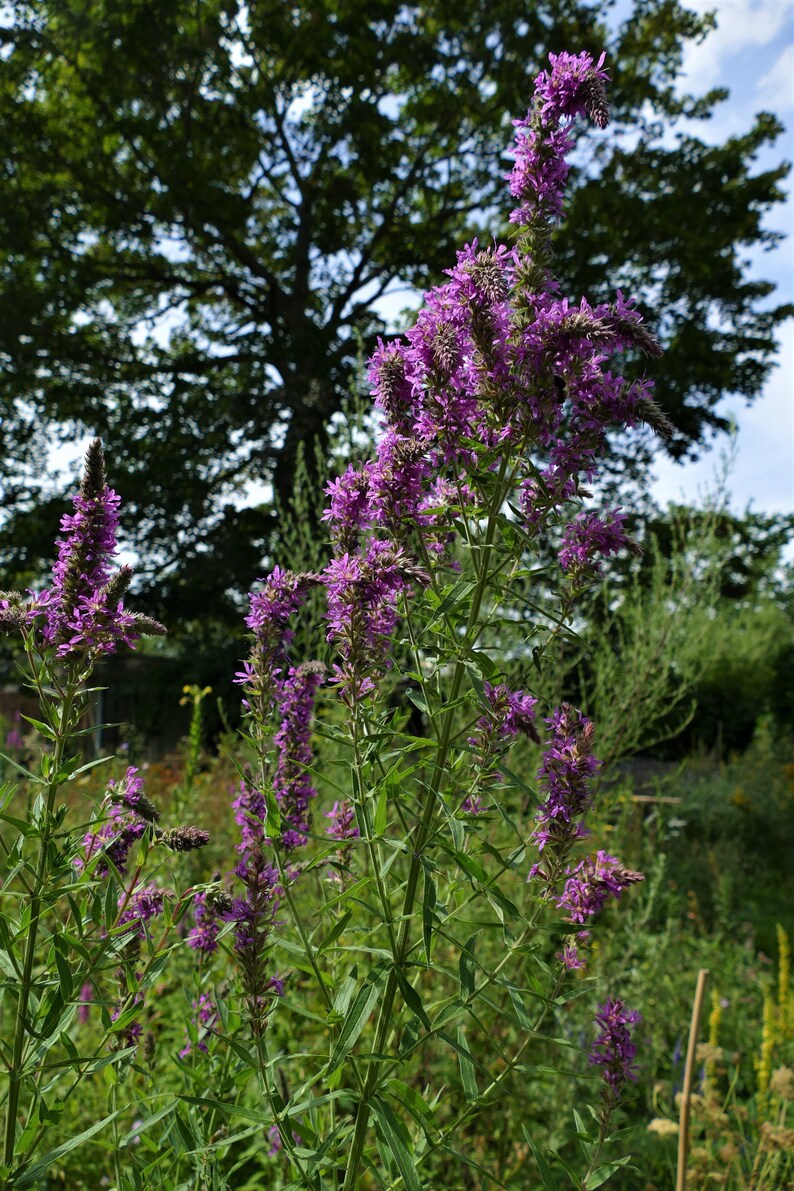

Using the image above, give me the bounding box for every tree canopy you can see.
[0,0,789,635]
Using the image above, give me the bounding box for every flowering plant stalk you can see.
[200,49,656,1188]
[0,442,210,1190]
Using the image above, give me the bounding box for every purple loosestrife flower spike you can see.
[530,704,599,865]
[117,884,169,933]
[235,567,318,709]
[187,890,224,955]
[556,851,645,925]
[111,884,168,1048]
[25,440,166,659]
[589,997,643,1108]
[559,509,640,580]
[508,51,610,230]
[232,776,268,856]
[273,661,325,850]
[467,684,540,801]
[323,542,428,703]
[78,806,147,877]
[179,992,218,1058]
[108,766,160,822]
[226,849,283,1038]
[326,799,359,877]
[158,825,211,853]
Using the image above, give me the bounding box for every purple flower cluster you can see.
[589,997,642,1106]
[179,992,218,1058]
[226,849,284,1037]
[1,442,166,662]
[508,51,609,227]
[111,883,168,1047]
[557,938,588,971]
[234,567,317,708]
[117,884,168,934]
[479,683,539,739]
[530,705,599,861]
[556,851,644,924]
[78,767,161,875]
[185,890,223,952]
[5,711,22,751]
[324,541,427,703]
[325,799,359,877]
[79,804,147,877]
[27,441,166,659]
[529,712,644,969]
[232,776,268,856]
[186,891,223,955]
[273,662,325,850]
[559,509,637,580]
[466,684,540,807]
[318,48,665,657]
[108,766,159,822]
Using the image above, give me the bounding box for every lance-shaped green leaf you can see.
[370,1096,422,1191]
[456,1026,479,1103]
[327,968,385,1074]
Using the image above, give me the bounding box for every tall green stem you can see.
[341,456,512,1189]
[3,678,76,1173]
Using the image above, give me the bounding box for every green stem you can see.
[272,847,364,1095]
[342,456,512,1189]
[3,674,76,1175]
[385,972,565,1189]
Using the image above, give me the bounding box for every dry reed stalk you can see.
[677,967,709,1191]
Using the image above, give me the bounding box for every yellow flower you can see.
[756,984,776,1120]
[777,924,791,1041]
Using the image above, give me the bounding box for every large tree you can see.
[0,0,789,635]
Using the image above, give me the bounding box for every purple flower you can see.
[78,981,93,1024]
[323,464,375,551]
[530,705,599,861]
[368,432,430,539]
[226,849,283,1037]
[467,684,540,795]
[235,568,317,707]
[186,891,222,955]
[557,941,586,971]
[30,440,142,659]
[558,509,634,578]
[323,541,427,703]
[461,794,484,816]
[179,992,218,1058]
[534,51,610,126]
[232,776,267,855]
[589,997,642,1106]
[78,804,147,876]
[556,851,644,924]
[273,662,324,850]
[108,766,159,822]
[508,52,610,228]
[5,711,22,751]
[117,884,168,934]
[325,799,359,877]
[369,338,414,430]
[481,683,539,739]
[268,1122,303,1158]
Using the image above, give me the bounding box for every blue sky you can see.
[649,0,793,519]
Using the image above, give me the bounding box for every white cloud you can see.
[757,42,794,110]
[681,0,793,91]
